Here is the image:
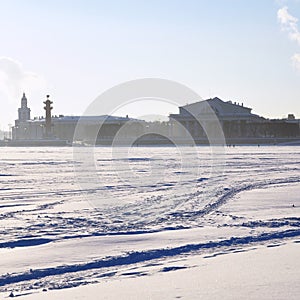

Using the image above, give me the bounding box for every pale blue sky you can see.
[0,0,300,129]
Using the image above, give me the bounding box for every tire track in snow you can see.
[169,176,300,219]
[203,176,300,216]
[1,228,300,289]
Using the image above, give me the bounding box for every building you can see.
[18,93,31,122]
[169,97,300,143]
[53,115,144,144]
[12,94,145,144]
[10,94,300,145]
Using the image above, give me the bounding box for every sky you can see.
[0,0,300,129]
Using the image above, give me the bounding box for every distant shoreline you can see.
[1,137,300,147]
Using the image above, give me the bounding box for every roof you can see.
[174,97,264,119]
[181,97,252,113]
[28,115,144,124]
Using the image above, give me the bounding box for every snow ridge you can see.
[1,228,299,288]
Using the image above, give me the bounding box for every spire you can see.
[21,93,28,108]
[18,92,31,121]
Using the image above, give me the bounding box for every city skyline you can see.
[1,0,300,129]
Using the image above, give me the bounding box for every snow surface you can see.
[7,241,300,300]
[0,146,299,299]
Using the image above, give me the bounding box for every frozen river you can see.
[0,146,299,298]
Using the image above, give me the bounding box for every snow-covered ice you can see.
[9,241,299,300]
[0,146,299,299]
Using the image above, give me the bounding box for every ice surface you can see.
[6,241,298,300]
[0,146,299,298]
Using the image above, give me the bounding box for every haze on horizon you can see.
[0,0,300,130]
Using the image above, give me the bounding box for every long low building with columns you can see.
[169,97,300,143]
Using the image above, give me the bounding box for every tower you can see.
[44,95,53,138]
[18,93,31,121]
